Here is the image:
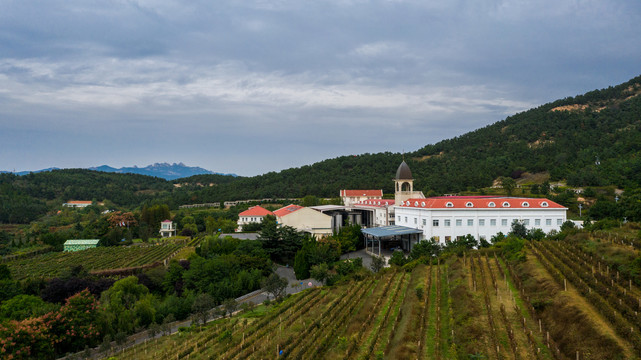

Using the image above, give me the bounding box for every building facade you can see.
[353,199,396,227]
[159,220,177,238]
[340,189,383,207]
[236,205,274,231]
[275,205,334,237]
[395,196,567,244]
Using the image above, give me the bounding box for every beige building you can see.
[275,204,333,237]
[340,189,383,207]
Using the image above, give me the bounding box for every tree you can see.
[510,220,527,238]
[410,239,441,260]
[370,255,386,273]
[222,298,239,318]
[261,273,288,300]
[500,176,516,196]
[310,263,330,285]
[191,293,214,325]
[293,250,310,279]
[388,250,407,266]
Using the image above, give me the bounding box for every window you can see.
[524,219,530,226]
[456,219,462,226]
[466,202,474,207]
[479,219,485,226]
[522,202,530,207]
[446,202,454,207]
[490,219,496,226]
[467,219,473,226]
[421,202,426,207]
[413,217,417,224]
[397,216,401,222]
[488,202,496,207]
[405,217,408,223]
[433,236,440,242]
[422,219,426,226]
[433,219,439,226]
[502,202,510,207]
[535,219,541,226]
[445,236,451,243]
[501,219,508,226]
[557,219,563,225]
[444,219,451,227]
[546,219,552,226]
[541,201,549,207]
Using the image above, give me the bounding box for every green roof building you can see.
[63,239,100,252]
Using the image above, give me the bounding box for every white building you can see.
[353,199,396,227]
[63,200,93,208]
[159,220,177,238]
[340,189,383,207]
[236,205,274,231]
[395,196,567,244]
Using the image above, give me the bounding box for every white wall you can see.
[394,207,567,244]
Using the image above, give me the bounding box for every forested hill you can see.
[187,74,641,201]
[2,74,641,223]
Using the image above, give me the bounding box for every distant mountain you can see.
[0,167,61,176]
[1,163,235,181]
[90,163,236,180]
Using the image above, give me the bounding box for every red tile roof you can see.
[398,197,565,209]
[238,205,274,217]
[273,204,303,217]
[355,199,395,207]
[340,190,383,197]
[67,201,92,205]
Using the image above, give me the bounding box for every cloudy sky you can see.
[1,1,640,176]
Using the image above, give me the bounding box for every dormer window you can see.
[446,202,454,208]
[421,202,426,207]
[522,202,530,207]
[414,201,419,206]
[541,201,549,207]
[488,202,496,207]
[465,202,474,208]
[502,202,510,208]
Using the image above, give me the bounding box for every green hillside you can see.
[186,74,641,200]
[2,75,641,223]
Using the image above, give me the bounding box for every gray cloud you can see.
[1,0,640,175]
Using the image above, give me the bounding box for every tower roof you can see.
[395,161,412,180]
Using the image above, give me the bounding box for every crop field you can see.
[106,238,641,360]
[5,242,186,280]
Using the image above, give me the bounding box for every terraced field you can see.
[6,242,187,280]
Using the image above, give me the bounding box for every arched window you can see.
[421,202,426,207]
[414,201,419,206]
[465,202,474,208]
[446,202,454,208]
[522,202,530,207]
[502,202,510,208]
[541,201,549,207]
[488,202,496,207]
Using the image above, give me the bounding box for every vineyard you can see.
[5,240,198,280]
[105,236,641,359]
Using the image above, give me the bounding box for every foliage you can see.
[293,249,310,279]
[388,250,407,267]
[410,239,442,260]
[370,255,385,273]
[261,273,288,300]
[0,289,100,359]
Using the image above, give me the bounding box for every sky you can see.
[1,1,640,176]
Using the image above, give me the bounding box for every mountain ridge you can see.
[1,163,236,181]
